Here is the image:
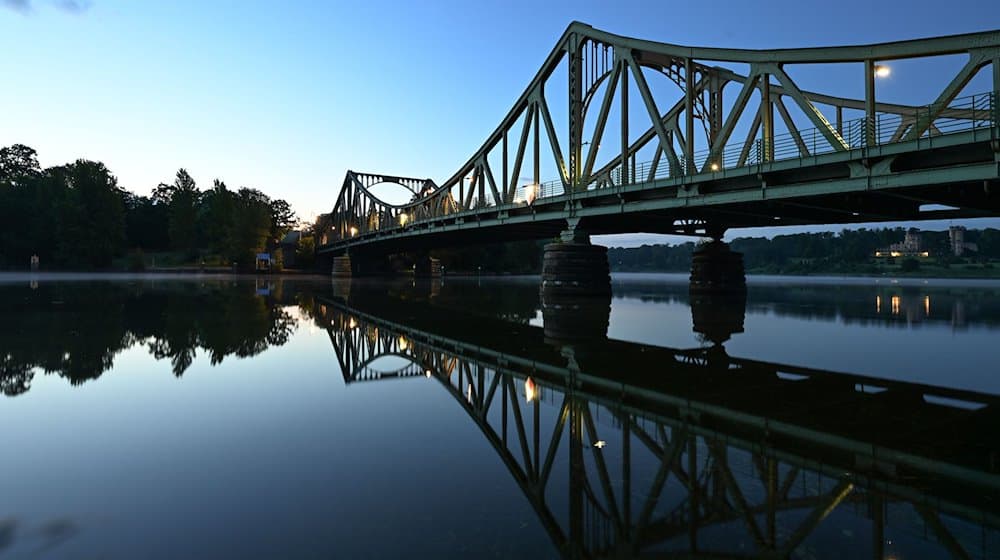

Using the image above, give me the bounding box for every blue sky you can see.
[2,0,998,246]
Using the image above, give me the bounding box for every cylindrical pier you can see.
[332,255,352,278]
[540,242,611,298]
[689,240,746,293]
[414,256,442,278]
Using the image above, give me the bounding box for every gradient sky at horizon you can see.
[2,0,999,246]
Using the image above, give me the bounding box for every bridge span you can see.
[310,283,1000,559]
[317,23,1000,291]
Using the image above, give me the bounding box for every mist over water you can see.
[1,273,997,559]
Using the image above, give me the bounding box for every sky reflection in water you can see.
[1,274,998,559]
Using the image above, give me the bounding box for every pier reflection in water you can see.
[317,279,999,559]
[2,275,999,558]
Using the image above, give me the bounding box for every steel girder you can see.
[319,23,1000,254]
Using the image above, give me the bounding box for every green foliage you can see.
[0,144,41,184]
[0,143,298,270]
[899,258,920,272]
[608,227,1000,275]
[295,235,316,269]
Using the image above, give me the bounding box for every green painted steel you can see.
[317,23,1000,255]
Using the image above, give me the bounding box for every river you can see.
[1,273,997,558]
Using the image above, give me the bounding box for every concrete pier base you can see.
[332,255,353,278]
[414,256,442,278]
[689,240,746,293]
[540,241,611,298]
[541,294,611,343]
[332,253,392,278]
[690,291,747,345]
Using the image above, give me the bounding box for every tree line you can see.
[0,279,299,396]
[0,143,297,270]
[609,228,1000,273]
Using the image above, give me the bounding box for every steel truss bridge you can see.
[311,290,1000,559]
[317,23,1000,257]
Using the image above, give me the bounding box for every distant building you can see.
[948,226,978,256]
[875,228,929,258]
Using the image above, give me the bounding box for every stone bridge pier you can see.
[540,219,611,298]
[689,226,746,293]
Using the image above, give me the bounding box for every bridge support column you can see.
[689,234,746,293]
[332,255,353,278]
[540,226,611,298]
[332,252,391,278]
[690,291,746,345]
[413,254,442,278]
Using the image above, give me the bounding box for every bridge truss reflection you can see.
[315,289,999,559]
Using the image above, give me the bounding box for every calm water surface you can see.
[1,273,998,559]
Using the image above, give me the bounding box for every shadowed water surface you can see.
[1,273,998,559]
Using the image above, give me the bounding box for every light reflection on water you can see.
[0,273,998,559]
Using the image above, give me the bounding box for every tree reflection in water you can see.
[0,279,297,396]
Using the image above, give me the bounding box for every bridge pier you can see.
[690,291,747,345]
[413,253,442,278]
[332,255,353,278]
[540,225,611,298]
[689,233,746,293]
[331,252,392,278]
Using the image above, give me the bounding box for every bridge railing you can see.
[594,90,996,190]
[324,90,996,247]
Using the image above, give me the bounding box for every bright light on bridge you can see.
[399,213,410,227]
[525,377,537,403]
[349,226,358,237]
[874,64,891,78]
[524,184,539,205]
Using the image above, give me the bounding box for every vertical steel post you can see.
[993,57,1000,128]
[872,493,885,560]
[994,56,1000,97]
[709,72,722,147]
[865,60,877,146]
[502,130,508,202]
[688,434,699,552]
[534,102,541,187]
[685,58,696,174]
[621,61,630,185]
[836,106,843,137]
[569,34,584,191]
[760,73,774,161]
[569,398,584,558]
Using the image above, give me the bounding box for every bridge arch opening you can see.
[364,181,424,206]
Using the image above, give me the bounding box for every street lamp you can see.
[873,64,891,78]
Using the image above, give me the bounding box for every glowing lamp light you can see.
[709,162,720,172]
[524,184,540,205]
[349,226,358,237]
[397,336,409,351]
[425,369,432,378]
[348,317,358,330]
[525,377,537,403]
[873,64,891,78]
[593,440,607,449]
[399,213,410,226]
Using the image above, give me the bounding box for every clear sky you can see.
[2,0,998,245]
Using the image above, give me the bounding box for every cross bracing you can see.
[318,23,1000,255]
[312,293,1000,559]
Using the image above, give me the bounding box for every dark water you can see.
[1,273,998,559]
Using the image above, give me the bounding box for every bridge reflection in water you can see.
[314,283,999,559]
